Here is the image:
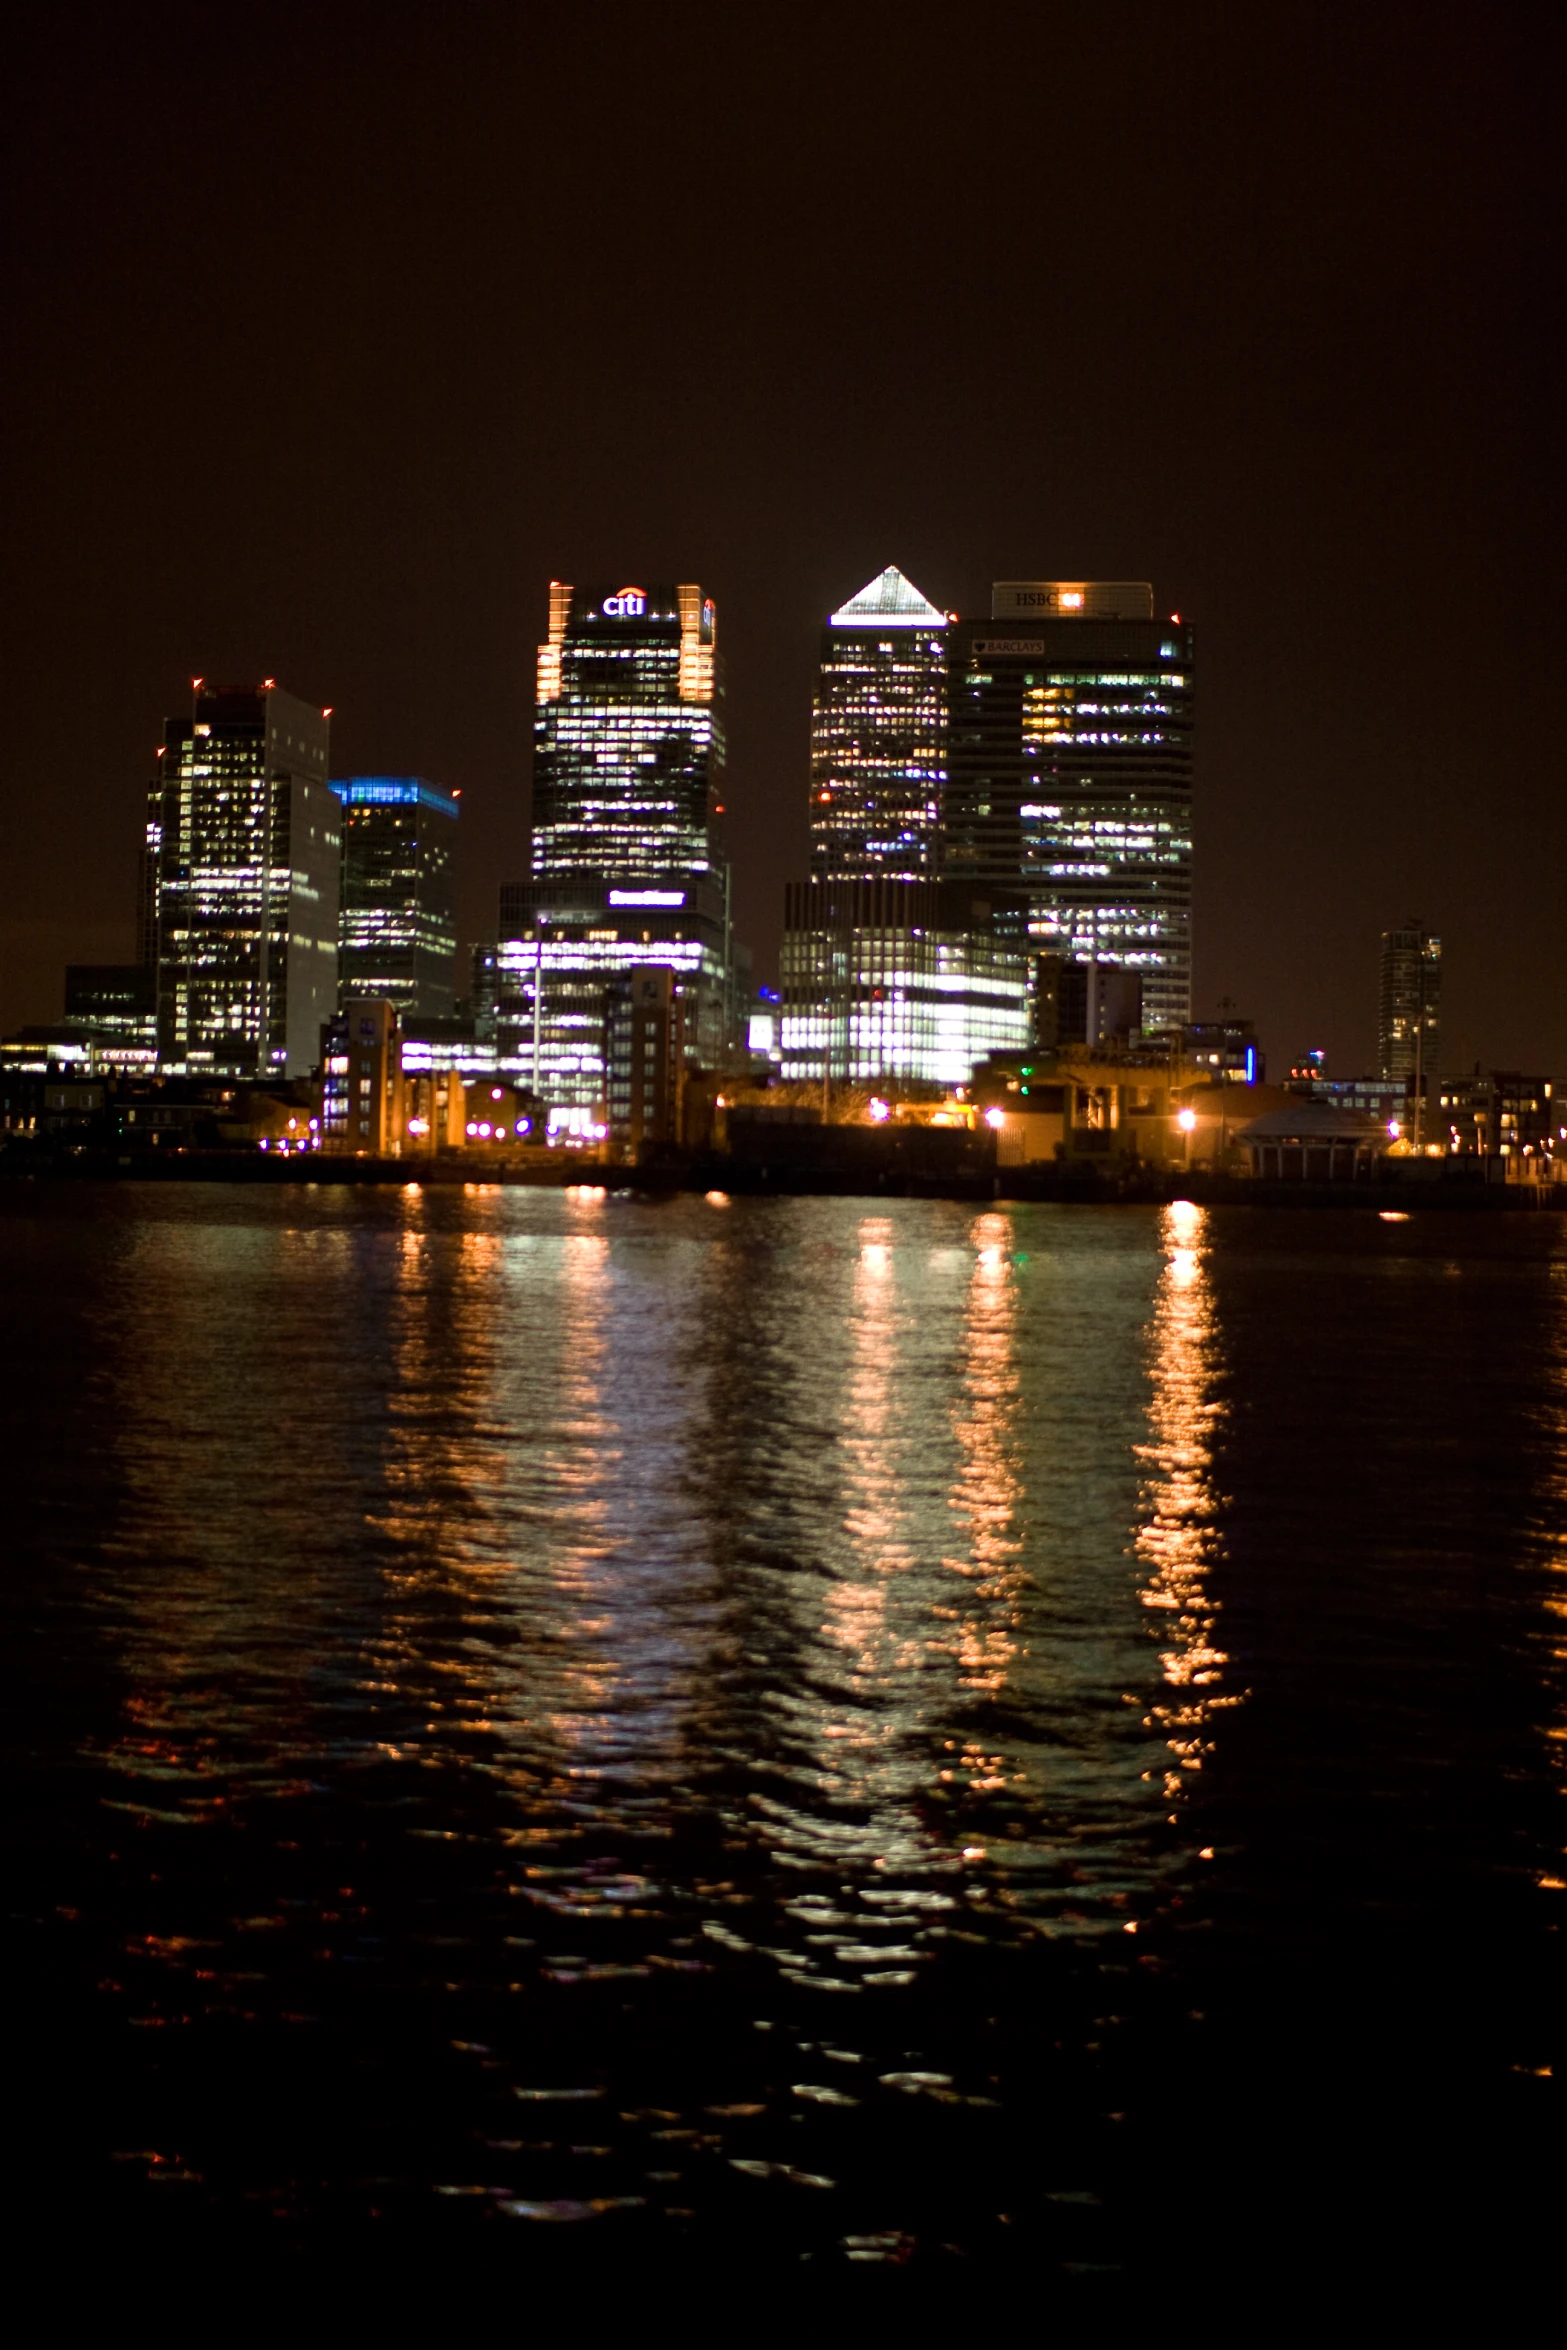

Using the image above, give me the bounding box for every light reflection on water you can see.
[5,1185,1565,2268]
[1136,1200,1238,1819]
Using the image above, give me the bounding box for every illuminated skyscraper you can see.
[810,565,948,879]
[1378,919,1441,1090]
[782,565,1028,1090]
[331,776,458,1018]
[530,580,724,882]
[155,683,341,1076]
[945,583,1194,1033]
[498,581,733,1112]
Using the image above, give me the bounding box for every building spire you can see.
[829,565,947,628]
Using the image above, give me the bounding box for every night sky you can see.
[2,1,1561,1074]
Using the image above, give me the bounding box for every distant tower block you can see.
[945,584,1194,1033]
[155,682,340,1078]
[1378,919,1442,1088]
[810,565,949,882]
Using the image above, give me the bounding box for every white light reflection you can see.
[1135,1199,1241,1816]
[944,1212,1024,1694]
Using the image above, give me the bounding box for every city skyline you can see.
[11,570,1528,1098]
[2,7,1559,1082]
[2,542,1548,1089]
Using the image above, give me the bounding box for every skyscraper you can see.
[945,584,1194,1033]
[498,581,733,1110]
[782,565,1028,1091]
[331,776,459,1018]
[155,683,341,1077]
[1378,919,1441,1092]
[809,566,948,880]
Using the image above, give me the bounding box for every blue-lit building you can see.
[331,776,459,1019]
[498,581,734,1112]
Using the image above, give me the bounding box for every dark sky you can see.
[2,0,1562,1074]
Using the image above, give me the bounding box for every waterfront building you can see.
[155,683,341,1077]
[397,1018,505,1150]
[779,876,1029,1091]
[1184,1017,1262,1084]
[605,966,688,1156]
[331,777,458,1018]
[321,997,402,1153]
[944,584,1194,1032]
[1289,1073,1406,1124]
[1437,1070,1559,1162]
[1378,919,1441,1108]
[809,566,948,880]
[499,581,733,1111]
[1236,1099,1389,1182]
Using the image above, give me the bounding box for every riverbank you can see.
[1,1139,1561,1209]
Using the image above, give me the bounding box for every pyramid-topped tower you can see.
[829,564,948,630]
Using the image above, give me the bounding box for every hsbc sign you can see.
[602,586,647,618]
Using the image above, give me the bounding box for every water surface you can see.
[4,1185,1563,2280]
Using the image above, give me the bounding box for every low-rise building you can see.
[322,999,402,1154]
[1437,1070,1559,1164]
[606,967,689,1157]
[1235,1099,1389,1181]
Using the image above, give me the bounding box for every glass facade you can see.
[945,596,1194,1034]
[501,582,733,1112]
[331,776,458,1018]
[785,570,1021,1088]
[155,685,341,1077]
[780,879,1029,1090]
[496,878,729,1110]
[810,566,948,880]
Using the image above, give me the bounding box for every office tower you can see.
[63,965,157,1062]
[137,786,163,970]
[155,683,341,1077]
[331,776,459,1018]
[1378,919,1441,1093]
[945,583,1194,1033]
[468,940,500,1042]
[782,566,1027,1090]
[322,997,403,1153]
[809,566,948,880]
[498,581,733,1108]
[780,876,1029,1090]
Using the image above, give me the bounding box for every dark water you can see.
[3,1184,1564,2283]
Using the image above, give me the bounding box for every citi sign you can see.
[602,586,647,618]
